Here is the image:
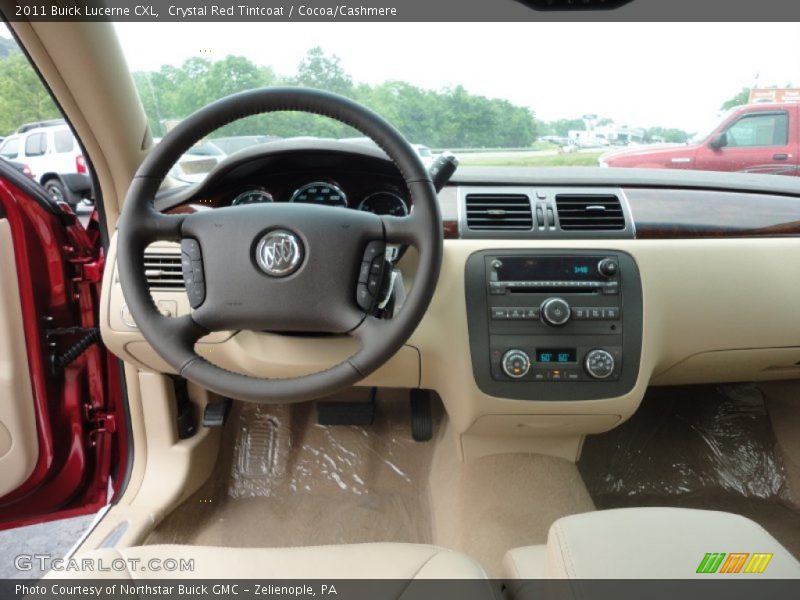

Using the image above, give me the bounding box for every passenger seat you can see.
[504,507,800,579]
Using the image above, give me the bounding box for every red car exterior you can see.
[600,103,800,176]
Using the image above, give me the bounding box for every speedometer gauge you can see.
[232,189,273,205]
[358,192,408,216]
[290,182,347,207]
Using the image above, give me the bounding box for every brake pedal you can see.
[203,398,232,428]
[410,389,433,442]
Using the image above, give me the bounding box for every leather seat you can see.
[51,543,488,579]
[504,507,800,579]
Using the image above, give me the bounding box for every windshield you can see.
[107,23,796,178]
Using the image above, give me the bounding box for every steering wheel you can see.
[117,88,443,403]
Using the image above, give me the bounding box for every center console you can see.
[465,249,643,401]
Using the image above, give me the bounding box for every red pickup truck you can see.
[599,103,799,176]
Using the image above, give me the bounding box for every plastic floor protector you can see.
[579,384,800,557]
[149,392,435,547]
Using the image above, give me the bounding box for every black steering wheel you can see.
[117,88,443,403]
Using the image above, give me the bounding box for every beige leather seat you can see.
[504,507,800,579]
[51,543,488,579]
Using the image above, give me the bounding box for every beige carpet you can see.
[429,430,595,577]
[148,393,595,576]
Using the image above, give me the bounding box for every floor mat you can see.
[579,384,800,558]
[148,392,436,547]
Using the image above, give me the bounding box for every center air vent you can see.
[144,249,185,290]
[555,194,625,231]
[465,194,533,231]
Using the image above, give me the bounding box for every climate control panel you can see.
[465,250,643,401]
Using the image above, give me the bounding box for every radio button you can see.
[523,308,540,319]
[491,308,508,320]
[604,308,620,319]
[501,349,531,379]
[541,297,571,326]
[574,307,589,320]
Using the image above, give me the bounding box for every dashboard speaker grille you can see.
[555,194,625,231]
[144,250,185,290]
[465,194,533,231]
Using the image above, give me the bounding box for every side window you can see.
[53,129,74,153]
[0,137,19,159]
[24,132,47,157]
[725,112,789,148]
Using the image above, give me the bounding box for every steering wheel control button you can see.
[598,258,619,278]
[585,349,615,379]
[180,239,206,309]
[501,349,531,379]
[255,230,304,277]
[362,240,386,262]
[540,297,571,326]
[358,262,371,284]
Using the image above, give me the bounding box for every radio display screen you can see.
[536,348,577,364]
[495,256,597,281]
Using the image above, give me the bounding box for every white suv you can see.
[0,120,91,207]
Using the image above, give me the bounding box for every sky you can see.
[5,22,800,133]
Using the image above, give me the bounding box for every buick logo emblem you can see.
[255,230,303,277]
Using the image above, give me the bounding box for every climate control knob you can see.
[540,297,571,326]
[501,349,531,379]
[585,349,615,379]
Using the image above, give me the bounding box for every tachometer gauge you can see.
[232,188,273,205]
[358,191,408,216]
[290,182,347,207]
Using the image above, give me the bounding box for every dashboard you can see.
[105,139,800,462]
[159,142,412,217]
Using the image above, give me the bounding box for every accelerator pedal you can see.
[410,389,433,442]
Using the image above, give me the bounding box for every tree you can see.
[294,47,353,96]
[720,87,751,111]
[0,53,61,134]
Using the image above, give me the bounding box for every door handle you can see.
[773,153,789,160]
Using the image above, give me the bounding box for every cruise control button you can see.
[369,258,383,275]
[192,260,204,283]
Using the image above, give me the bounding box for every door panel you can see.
[0,163,124,529]
[0,218,39,497]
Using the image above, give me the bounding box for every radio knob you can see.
[585,349,615,379]
[598,258,619,278]
[540,297,571,326]
[501,349,531,379]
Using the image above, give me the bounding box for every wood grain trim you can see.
[625,187,800,239]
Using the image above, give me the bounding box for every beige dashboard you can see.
[101,229,800,461]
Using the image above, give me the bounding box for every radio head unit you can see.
[465,249,643,401]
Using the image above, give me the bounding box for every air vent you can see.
[144,250,185,290]
[555,194,625,231]
[465,194,533,231]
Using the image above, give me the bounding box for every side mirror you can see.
[709,132,727,150]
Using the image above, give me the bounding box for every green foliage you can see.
[644,126,691,143]
[0,53,61,134]
[131,48,540,148]
[720,87,751,111]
